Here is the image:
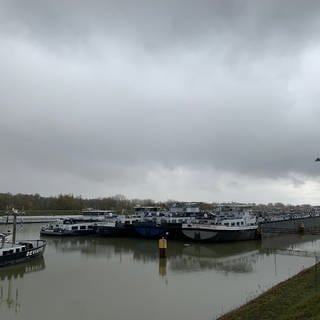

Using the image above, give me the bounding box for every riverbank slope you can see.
[218,262,320,320]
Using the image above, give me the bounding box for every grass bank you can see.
[218,262,320,320]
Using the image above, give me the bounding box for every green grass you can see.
[218,264,320,320]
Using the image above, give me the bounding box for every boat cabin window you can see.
[231,222,235,226]
[72,226,78,230]
[88,225,93,229]
[16,248,20,253]
[224,223,229,226]
[25,243,33,249]
[80,226,86,230]
[22,246,26,251]
[3,249,14,256]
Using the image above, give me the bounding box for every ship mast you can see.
[3,207,18,245]
[12,208,17,244]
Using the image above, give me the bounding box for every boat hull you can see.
[0,240,47,267]
[40,229,95,236]
[95,224,136,238]
[95,222,184,240]
[133,222,183,240]
[182,228,259,242]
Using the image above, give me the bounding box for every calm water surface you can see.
[0,224,319,320]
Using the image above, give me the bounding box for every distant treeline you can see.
[0,193,162,213]
[0,192,313,215]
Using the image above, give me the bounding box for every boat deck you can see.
[0,240,45,250]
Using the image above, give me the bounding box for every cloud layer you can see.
[1,1,320,203]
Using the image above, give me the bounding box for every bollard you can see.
[159,237,167,259]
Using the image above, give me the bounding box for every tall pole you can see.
[12,209,17,245]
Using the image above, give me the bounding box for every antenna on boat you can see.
[11,208,18,245]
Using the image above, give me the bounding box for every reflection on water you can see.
[0,257,45,281]
[261,234,320,261]
[158,258,167,277]
[44,233,320,275]
[45,236,262,274]
[1,225,320,320]
[0,257,45,314]
[172,245,259,274]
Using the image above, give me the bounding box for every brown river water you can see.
[0,224,319,320]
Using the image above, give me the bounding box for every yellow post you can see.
[158,237,167,259]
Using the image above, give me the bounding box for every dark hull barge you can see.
[0,238,47,267]
[181,224,259,242]
[95,221,136,238]
[95,221,185,240]
[132,221,184,240]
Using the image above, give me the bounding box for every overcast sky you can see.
[1,0,320,204]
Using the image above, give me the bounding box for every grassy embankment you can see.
[218,262,320,320]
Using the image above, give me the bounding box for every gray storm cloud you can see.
[1,0,320,202]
